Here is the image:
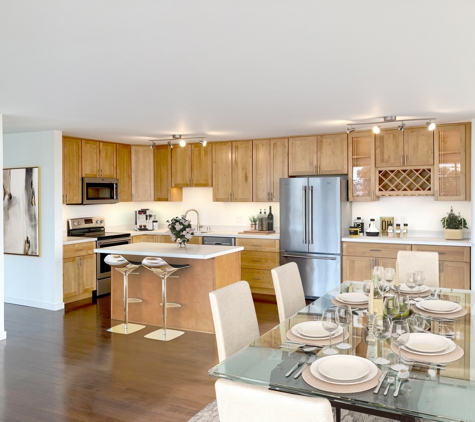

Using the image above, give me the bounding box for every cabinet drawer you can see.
[342,242,410,259]
[241,269,274,289]
[63,242,95,259]
[241,251,280,270]
[236,238,279,252]
[412,245,470,263]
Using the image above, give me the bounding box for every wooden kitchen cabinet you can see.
[62,136,82,204]
[153,145,182,202]
[117,143,132,202]
[212,141,252,202]
[253,138,288,202]
[171,144,212,188]
[434,123,471,201]
[63,242,96,303]
[131,146,154,201]
[348,131,377,201]
[82,139,117,178]
[236,238,279,295]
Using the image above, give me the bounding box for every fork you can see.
[294,355,316,379]
[286,355,307,377]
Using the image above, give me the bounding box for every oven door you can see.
[96,237,131,296]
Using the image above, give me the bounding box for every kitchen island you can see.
[94,242,243,333]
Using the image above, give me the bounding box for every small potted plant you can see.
[248,215,258,230]
[441,206,468,240]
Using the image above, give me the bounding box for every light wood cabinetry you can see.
[153,145,182,202]
[171,144,212,188]
[212,141,252,202]
[131,146,154,201]
[63,242,96,303]
[117,143,132,202]
[132,234,201,244]
[236,238,279,295]
[434,123,471,201]
[62,137,82,204]
[253,138,288,202]
[82,140,117,178]
[348,131,377,201]
[289,133,347,176]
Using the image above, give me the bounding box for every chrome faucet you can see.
[184,209,201,234]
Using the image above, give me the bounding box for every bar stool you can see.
[142,257,190,341]
[105,254,145,335]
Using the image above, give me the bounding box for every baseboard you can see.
[5,297,64,311]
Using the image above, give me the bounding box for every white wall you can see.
[4,130,63,310]
[0,116,5,340]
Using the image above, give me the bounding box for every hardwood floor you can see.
[0,295,279,422]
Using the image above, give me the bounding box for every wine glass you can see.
[362,281,372,298]
[383,294,400,321]
[413,270,425,301]
[372,315,391,365]
[322,307,339,355]
[405,272,417,304]
[384,268,396,293]
[390,320,410,371]
[336,305,352,350]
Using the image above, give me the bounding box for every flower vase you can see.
[177,240,186,248]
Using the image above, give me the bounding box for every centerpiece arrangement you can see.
[441,206,468,240]
[166,215,194,247]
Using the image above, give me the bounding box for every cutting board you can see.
[238,230,275,235]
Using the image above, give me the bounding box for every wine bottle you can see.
[263,209,268,231]
[258,209,263,231]
[267,206,274,231]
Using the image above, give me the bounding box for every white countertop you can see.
[342,236,472,247]
[93,242,244,259]
[63,237,98,245]
[128,229,280,240]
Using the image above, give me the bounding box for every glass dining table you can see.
[209,282,475,422]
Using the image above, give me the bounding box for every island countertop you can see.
[94,242,244,259]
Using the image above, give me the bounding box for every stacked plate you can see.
[310,355,378,385]
[402,333,456,356]
[291,321,343,340]
[416,299,462,314]
[397,283,431,294]
[335,292,368,306]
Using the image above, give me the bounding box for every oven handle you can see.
[97,238,131,247]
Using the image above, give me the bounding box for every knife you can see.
[373,370,388,394]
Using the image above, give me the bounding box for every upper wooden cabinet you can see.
[212,141,252,202]
[375,127,433,168]
[117,143,132,202]
[154,145,182,201]
[348,131,377,202]
[253,138,288,202]
[62,137,82,204]
[82,140,117,178]
[434,123,471,201]
[171,144,212,188]
[131,146,154,201]
[288,133,347,176]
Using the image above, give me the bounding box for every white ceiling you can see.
[1,1,475,145]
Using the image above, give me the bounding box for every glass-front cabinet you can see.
[348,131,377,201]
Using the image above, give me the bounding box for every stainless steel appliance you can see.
[67,217,131,296]
[135,209,153,231]
[279,176,351,299]
[202,236,235,246]
[82,177,119,205]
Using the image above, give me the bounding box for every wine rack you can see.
[377,168,433,196]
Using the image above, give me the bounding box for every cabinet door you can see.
[348,131,377,201]
[252,139,271,202]
[289,136,317,176]
[317,133,347,174]
[270,138,288,202]
[117,144,132,202]
[404,128,433,167]
[80,254,96,293]
[82,140,100,177]
[172,144,192,187]
[439,261,470,290]
[191,143,212,187]
[62,137,82,204]
[99,142,117,178]
[342,256,373,282]
[153,145,182,202]
[212,142,233,202]
[63,257,80,298]
[375,130,404,167]
[232,141,253,202]
[131,146,154,201]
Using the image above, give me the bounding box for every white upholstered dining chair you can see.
[397,251,439,287]
[271,262,306,323]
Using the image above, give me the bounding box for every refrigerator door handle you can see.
[302,186,307,244]
[309,185,314,244]
[282,254,337,260]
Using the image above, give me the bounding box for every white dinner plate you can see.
[418,300,461,313]
[291,321,343,339]
[336,293,369,304]
[404,333,451,353]
[402,340,456,356]
[310,355,378,385]
[398,284,430,293]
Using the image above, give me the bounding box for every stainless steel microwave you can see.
[82,177,119,205]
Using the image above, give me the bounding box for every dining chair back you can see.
[397,251,439,287]
[209,281,260,362]
[215,378,333,422]
[271,262,306,323]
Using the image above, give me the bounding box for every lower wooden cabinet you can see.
[63,242,96,303]
[132,234,201,244]
[236,238,279,295]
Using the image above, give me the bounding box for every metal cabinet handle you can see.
[370,249,382,252]
[302,186,307,244]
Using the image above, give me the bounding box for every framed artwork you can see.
[3,167,40,256]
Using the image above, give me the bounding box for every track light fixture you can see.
[149,140,156,149]
[199,139,207,147]
[149,134,207,149]
[347,116,436,134]
[167,141,173,149]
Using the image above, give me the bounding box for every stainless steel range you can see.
[67,217,131,296]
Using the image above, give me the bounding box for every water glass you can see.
[413,270,425,301]
[336,305,352,350]
[383,295,400,320]
[390,320,410,371]
[322,308,339,355]
[405,272,417,304]
[372,315,391,365]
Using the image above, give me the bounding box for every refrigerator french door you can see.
[280,177,350,299]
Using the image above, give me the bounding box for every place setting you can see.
[287,319,349,348]
[412,298,467,319]
[332,292,369,309]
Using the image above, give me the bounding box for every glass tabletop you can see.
[209,282,475,422]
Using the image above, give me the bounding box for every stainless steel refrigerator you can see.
[280,176,351,299]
